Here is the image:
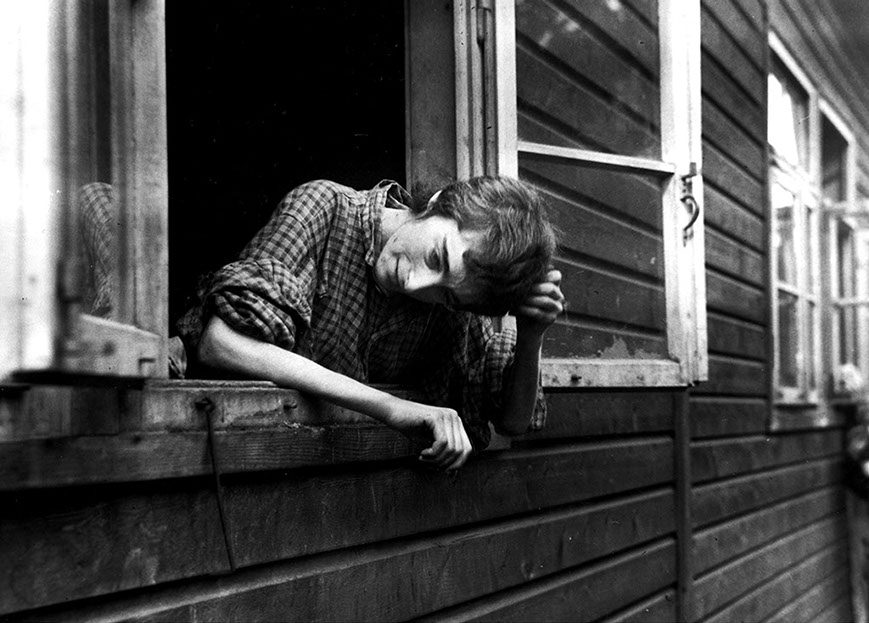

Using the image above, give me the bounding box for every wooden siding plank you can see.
[696,356,767,397]
[515,391,674,442]
[542,188,663,280]
[552,0,659,77]
[600,590,677,623]
[542,321,668,361]
[701,53,765,143]
[692,457,844,527]
[812,595,856,623]
[704,184,765,253]
[516,44,659,158]
[418,540,676,623]
[693,487,844,574]
[692,431,843,483]
[764,567,851,623]
[516,0,660,127]
[730,0,765,33]
[16,490,676,622]
[706,271,766,324]
[703,143,766,215]
[705,229,764,287]
[0,440,674,613]
[520,151,662,231]
[701,7,765,106]
[554,257,665,332]
[702,0,765,71]
[706,314,766,360]
[692,515,847,620]
[702,99,765,181]
[704,541,848,623]
[688,396,768,438]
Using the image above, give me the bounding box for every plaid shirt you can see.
[177,180,546,450]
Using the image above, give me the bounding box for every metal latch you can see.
[681,162,700,243]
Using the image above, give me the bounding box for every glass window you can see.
[768,57,809,170]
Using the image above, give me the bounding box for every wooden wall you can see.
[4,0,868,621]
[689,0,856,621]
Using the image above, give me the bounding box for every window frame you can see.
[0,0,168,382]
[484,0,707,388]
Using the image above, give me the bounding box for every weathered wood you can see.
[692,430,843,483]
[418,540,675,623]
[704,543,847,623]
[705,228,764,289]
[688,396,768,438]
[693,486,843,574]
[695,356,767,397]
[703,143,766,214]
[692,457,843,527]
[692,515,847,620]
[705,271,766,325]
[29,491,675,622]
[516,45,659,158]
[600,590,677,623]
[813,595,856,623]
[516,0,659,127]
[700,7,765,106]
[702,0,765,71]
[769,406,847,432]
[703,184,765,252]
[515,391,674,442]
[729,0,765,34]
[0,440,674,613]
[764,567,851,623]
[706,313,766,360]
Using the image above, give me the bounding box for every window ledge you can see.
[0,380,512,491]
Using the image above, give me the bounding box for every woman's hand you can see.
[381,396,473,470]
[514,269,565,339]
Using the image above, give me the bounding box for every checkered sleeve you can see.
[77,182,115,317]
[177,180,342,353]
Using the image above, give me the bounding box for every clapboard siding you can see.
[693,457,843,528]
[19,491,674,622]
[765,567,852,623]
[416,539,675,623]
[704,541,848,623]
[690,396,768,438]
[706,314,766,360]
[599,590,677,623]
[693,486,844,574]
[691,515,847,620]
[0,439,673,614]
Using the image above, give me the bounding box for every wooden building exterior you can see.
[2,1,869,621]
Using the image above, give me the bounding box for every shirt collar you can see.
[365,179,411,267]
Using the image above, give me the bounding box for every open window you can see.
[485,0,706,388]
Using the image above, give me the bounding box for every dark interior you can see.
[166,1,406,325]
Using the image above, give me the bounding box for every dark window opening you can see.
[166,1,406,325]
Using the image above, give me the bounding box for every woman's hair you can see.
[412,176,557,316]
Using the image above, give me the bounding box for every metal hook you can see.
[681,193,700,243]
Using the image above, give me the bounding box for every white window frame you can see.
[768,35,822,405]
[0,0,168,381]
[469,0,706,388]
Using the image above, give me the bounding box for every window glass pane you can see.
[772,183,797,286]
[821,115,848,202]
[515,0,661,159]
[768,57,809,169]
[67,0,118,320]
[519,152,668,359]
[778,290,799,388]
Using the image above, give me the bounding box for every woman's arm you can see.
[496,269,564,435]
[199,316,473,469]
